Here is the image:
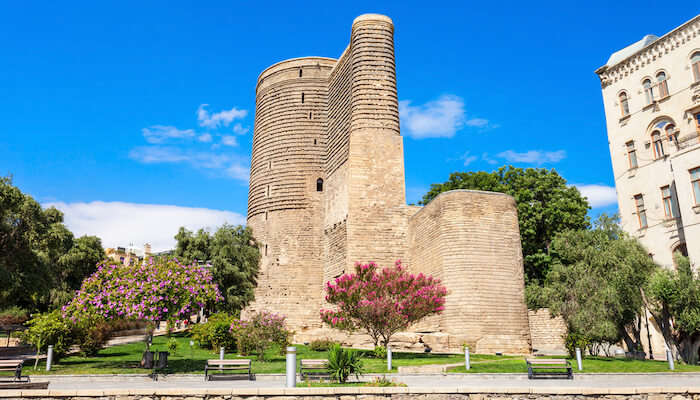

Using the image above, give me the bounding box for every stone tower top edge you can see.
[256,57,337,86]
[352,13,393,26]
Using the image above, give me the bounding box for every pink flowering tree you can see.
[230,311,291,361]
[63,257,222,326]
[320,260,447,347]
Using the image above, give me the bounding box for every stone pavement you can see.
[26,373,700,391]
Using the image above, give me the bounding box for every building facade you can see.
[244,14,532,354]
[596,15,700,271]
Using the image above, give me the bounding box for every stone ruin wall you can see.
[245,14,535,353]
[527,308,567,354]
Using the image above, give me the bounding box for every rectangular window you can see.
[661,185,675,218]
[691,167,700,206]
[695,113,700,135]
[626,141,638,169]
[635,194,648,228]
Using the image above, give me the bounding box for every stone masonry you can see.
[245,14,531,354]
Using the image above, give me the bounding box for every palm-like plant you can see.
[327,344,364,383]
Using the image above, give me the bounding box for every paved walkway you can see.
[29,373,700,391]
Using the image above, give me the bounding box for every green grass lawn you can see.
[1,333,484,376]
[4,333,700,376]
[448,355,700,373]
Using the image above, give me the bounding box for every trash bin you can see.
[141,351,155,369]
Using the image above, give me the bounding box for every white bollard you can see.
[464,346,470,370]
[667,349,675,370]
[575,347,583,371]
[286,346,296,388]
[387,344,392,371]
[46,345,53,371]
[219,347,225,370]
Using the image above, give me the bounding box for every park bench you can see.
[0,359,27,383]
[526,358,573,379]
[299,359,329,380]
[204,359,252,381]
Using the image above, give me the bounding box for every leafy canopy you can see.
[0,176,104,311]
[63,257,222,324]
[175,224,260,314]
[419,166,590,288]
[542,214,656,351]
[321,260,447,346]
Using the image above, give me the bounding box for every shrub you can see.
[190,313,237,351]
[20,311,73,369]
[0,306,30,325]
[309,338,336,352]
[372,345,387,359]
[74,319,113,356]
[167,337,179,355]
[231,311,291,361]
[321,261,447,347]
[327,343,363,383]
[564,332,590,358]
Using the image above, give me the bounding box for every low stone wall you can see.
[1,388,699,399]
[528,308,567,354]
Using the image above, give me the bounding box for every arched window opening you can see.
[665,123,678,146]
[672,243,689,269]
[619,92,630,116]
[301,93,305,103]
[643,79,654,104]
[656,72,669,98]
[652,131,665,158]
[692,52,700,82]
[316,178,323,192]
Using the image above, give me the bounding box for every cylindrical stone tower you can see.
[246,57,336,333]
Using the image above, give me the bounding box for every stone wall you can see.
[4,388,700,400]
[527,308,567,354]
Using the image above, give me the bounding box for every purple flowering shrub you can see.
[63,257,222,325]
[321,260,447,347]
[231,311,291,361]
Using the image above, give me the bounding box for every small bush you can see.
[190,313,237,352]
[327,343,364,383]
[20,311,73,369]
[309,338,336,352]
[565,332,590,359]
[0,306,30,325]
[232,311,291,361]
[167,337,179,355]
[74,319,113,356]
[372,345,387,359]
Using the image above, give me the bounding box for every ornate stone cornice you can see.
[595,14,700,88]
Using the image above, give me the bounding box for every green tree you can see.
[174,224,260,314]
[646,254,700,364]
[543,214,657,354]
[420,166,590,293]
[0,176,105,311]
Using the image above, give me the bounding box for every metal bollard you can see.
[286,346,296,388]
[464,346,470,370]
[667,349,675,370]
[387,344,392,371]
[575,347,583,371]
[46,345,53,371]
[219,347,225,370]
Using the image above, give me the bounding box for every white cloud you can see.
[197,104,247,129]
[496,150,567,165]
[46,201,246,252]
[465,118,489,128]
[128,146,249,182]
[233,123,249,135]
[399,95,467,139]
[142,125,195,144]
[221,135,238,147]
[459,151,478,166]
[575,184,618,208]
[198,133,213,143]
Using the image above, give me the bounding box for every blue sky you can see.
[1,1,696,251]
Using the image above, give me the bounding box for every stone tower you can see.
[246,14,532,354]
